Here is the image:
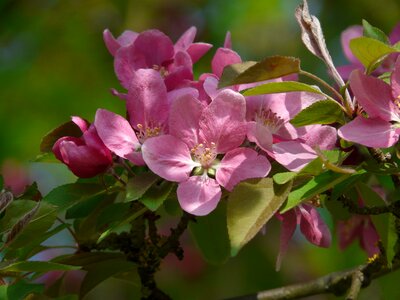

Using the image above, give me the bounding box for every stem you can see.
[56,217,79,245]
[109,168,127,186]
[346,268,364,300]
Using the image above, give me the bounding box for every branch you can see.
[226,259,400,300]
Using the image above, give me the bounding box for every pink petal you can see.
[199,90,247,153]
[114,45,136,89]
[223,31,232,49]
[53,136,84,162]
[350,70,399,122]
[301,125,337,150]
[169,94,204,149]
[299,205,331,247]
[167,87,199,106]
[389,22,400,44]
[337,217,362,251]
[216,148,271,191]
[276,210,297,271]
[341,25,363,64]
[272,142,317,172]
[247,121,273,152]
[133,29,174,68]
[187,43,213,63]
[177,176,221,216]
[203,76,221,100]
[127,69,169,130]
[71,116,88,132]
[338,116,399,148]
[391,57,400,102]
[164,51,193,90]
[175,26,196,50]
[103,29,137,56]
[360,220,380,257]
[141,135,199,182]
[211,48,242,78]
[94,109,140,161]
[58,141,112,178]
[337,64,362,82]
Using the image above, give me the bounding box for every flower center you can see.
[136,123,162,143]
[190,142,217,168]
[152,65,169,78]
[255,108,285,134]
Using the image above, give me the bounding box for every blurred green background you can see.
[1,0,400,299]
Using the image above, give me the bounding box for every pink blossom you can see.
[337,215,379,257]
[141,90,271,216]
[246,87,337,171]
[338,58,400,148]
[1,159,32,195]
[53,117,112,178]
[276,204,331,270]
[105,27,211,92]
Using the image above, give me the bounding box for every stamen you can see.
[191,142,217,168]
[256,108,285,133]
[136,123,162,143]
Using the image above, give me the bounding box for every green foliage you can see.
[125,172,159,202]
[7,280,44,300]
[227,178,292,256]
[189,201,230,264]
[218,56,300,88]
[362,19,389,44]
[290,99,345,127]
[40,121,83,153]
[349,37,398,73]
[139,180,174,211]
[242,81,324,96]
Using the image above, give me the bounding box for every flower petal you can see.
[341,25,363,64]
[350,70,398,122]
[216,148,271,191]
[276,210,297,271]
[94,109,140,161]
[247,121,273,152]
[169,94,204,149]
[175,26,196,50]
[177,176,221,216]
[211,48,241,78]
[187,43,213,63]
[127,69,169,130]
[199,90,246,153]
[391,57,400,104]
[299,205,331,247]
[338,116,399,148]
[301,125,337,150]
[272,142,317,172]
[103,29,138,56]
[71,116,89,132]
[141,135,199,182]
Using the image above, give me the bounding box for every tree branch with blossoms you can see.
[1,0,400,299]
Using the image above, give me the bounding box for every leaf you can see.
[227,178,292,256]
[273,172,297,185]
[0,261,80,273]
[290,99,344,127]
[362,19,389,44]
[43,183,106,211]
[218,56,300,88]
[55,252,125,266]
[7,280,44,300]
[330,170,367,201]
[0,191,13,214]
[79,259,138,298]
[281,171,355,213]
[96,202,132,229]
[242,81,323,96]
[349,37,398,73]
[189,201,230,264]
[65,193,108,219]
[139,181,174,211]
[0,200,37,234]
[125,172,159,201]
[40,121,82,153]
[5,203,40,245]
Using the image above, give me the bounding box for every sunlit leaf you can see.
[125,173,159,202]
[189,201,230,264]
[218,56,300,88]
[362,19,389,44]
[273,172,297,185]
[242,81,323,96]
[139,181,173,211]
[228,178,292,256]
[290,100,344,127]
[40,121,82,153]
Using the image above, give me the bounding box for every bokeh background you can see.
[1,0,400,299]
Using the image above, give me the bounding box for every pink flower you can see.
[337,215,379,257]
[1,159,32,195]
[338,58,400,148]
[53,117,113,178]
[337,23,400,80]
[105,27,211,92]
[141,90,271,216]
[94,69,197,165]
[246,87,337,171]
[276,204,331,270]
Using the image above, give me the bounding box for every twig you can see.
[346,268,364,300]
[56,217,79,245]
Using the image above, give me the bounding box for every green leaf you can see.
[65,193,107,219]
[218,56,300,88]
[362,19,389,44]
[96,202,132,229]
[227,178,292,256]
[0,191,14,215]
[139,181,174,211]
[273,172,297,185]
[55,252,125,267]
[79,259,138,298]
[281,171,355,213]
[40,121,82,153]
[349,37,398,73]
[0,200,37,234]
[125,172,159,201]
[330,170,367,201]
[0,261,80,273]
[189,201,230,264]
[43,183,106,211]
[242,81,323,96]
[7,280,44,300]
[290,100,344,127]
